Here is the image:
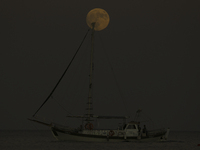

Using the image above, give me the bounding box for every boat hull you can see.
[51,127,170,142]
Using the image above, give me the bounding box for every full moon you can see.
[86,8,110,31]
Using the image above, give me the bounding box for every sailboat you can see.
[29,8,170,142]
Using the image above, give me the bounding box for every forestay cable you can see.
[33,28,90,117]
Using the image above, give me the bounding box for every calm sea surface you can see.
[0,130,200,150]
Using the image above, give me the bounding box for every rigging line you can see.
[32,28,91,117]
[29,119,38,130]
[142,112,155,128]
[52,97,73,115]
[61,41,90,101]
[98,34,130,116]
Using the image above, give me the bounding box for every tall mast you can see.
[87,22,95,121]
[85,8,110,121]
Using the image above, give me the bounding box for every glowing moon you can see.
[86,8,110,31]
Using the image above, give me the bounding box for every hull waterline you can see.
[51,127,170,142]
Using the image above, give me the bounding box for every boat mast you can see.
[85,8,109,121]
[87,22,95,121]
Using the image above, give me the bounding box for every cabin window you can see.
[127,125,136,129]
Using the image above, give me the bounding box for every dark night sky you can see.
[1,0,200,131]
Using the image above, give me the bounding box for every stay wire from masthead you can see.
[32,28,91,117]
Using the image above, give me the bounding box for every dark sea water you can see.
[0,130,200,150]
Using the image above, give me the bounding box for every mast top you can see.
[86,8,110,31]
